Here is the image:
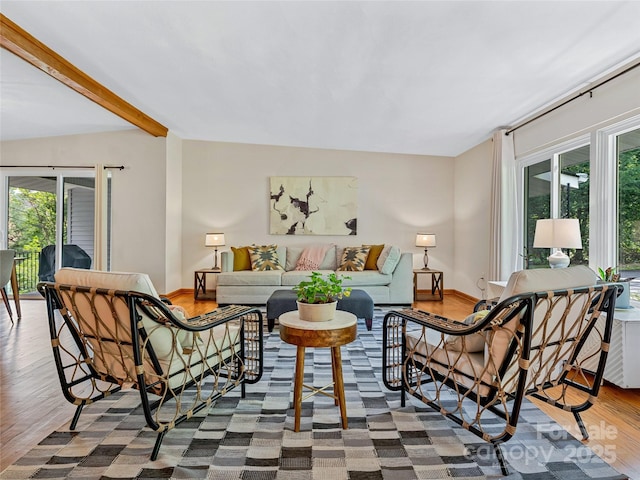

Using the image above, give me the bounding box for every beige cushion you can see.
[406,328,491,396]
[444,310,490,353]
[218,270,283,286]
[282,270,334,286]
[488,265,598,389]
[55,267,160,297]
[445,332,486,353]
[54,269,178,383]
[336,271,392,286]
[497,265,597,303]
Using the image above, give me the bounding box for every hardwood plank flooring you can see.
[1,294,638,478]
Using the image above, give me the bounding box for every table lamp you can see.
[533,219,582,268]
[205,233,225,270]
[416,233,436,269]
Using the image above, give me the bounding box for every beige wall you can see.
[165,132,183,293]
[182,140,455,290]
[453,139,493,298]
[514,67,640,157]
[6,68,636,299]
[0,130,171,292]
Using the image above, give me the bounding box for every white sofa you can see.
[216,245,413,305]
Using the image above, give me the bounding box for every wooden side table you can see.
[279,310,357,432]
[194,268,220,300]
[413,268,444,301]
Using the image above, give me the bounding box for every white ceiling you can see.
[1,1,640,157]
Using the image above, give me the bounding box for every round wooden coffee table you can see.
[279,310,357,432]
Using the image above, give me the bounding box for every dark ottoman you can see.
[266,289,375,332]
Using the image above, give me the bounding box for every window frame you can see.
[517,114,640,272]
[517,135,590,270]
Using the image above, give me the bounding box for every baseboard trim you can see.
[165,288,191,300]
[451,289,479,303]
[169,288,479,304]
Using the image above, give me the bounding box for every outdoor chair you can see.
[382,266,620,475]
[1,249,16,322]
[39,268,263,460]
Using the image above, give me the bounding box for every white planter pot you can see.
[617,281,631,309]
[296,301,337,322]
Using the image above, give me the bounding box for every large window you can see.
[617,127,640,283]
[522,143,590,268]
[518,117,640,306]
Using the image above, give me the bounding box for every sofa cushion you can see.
[231,246,251,271]
[337,270,391,286]
[377,245,402,274]
[218,270,283,286]
[363,244,384,270]
[285,247,304,271]
[282,270,335,286]
[249,245,284,271]
[285,246,336,271]
[337,246,370,271]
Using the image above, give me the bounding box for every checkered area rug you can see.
[1,309,627,480]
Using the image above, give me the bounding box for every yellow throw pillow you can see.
[337,246,370,272]
[231,246,251,271]
[363,244,384,270]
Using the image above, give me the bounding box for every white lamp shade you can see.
[205,233,225,247]
[533,219,582,249]
[416,233,436,248]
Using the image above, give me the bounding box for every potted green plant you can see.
[597,266,634,309]
[293,271,351,321]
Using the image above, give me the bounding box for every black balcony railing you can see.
[12,250,41,295]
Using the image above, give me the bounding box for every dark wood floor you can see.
[1,294,639,478]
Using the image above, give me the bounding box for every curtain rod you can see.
[1,165,124,170]
[506,60,640,136]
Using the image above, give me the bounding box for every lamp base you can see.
[548,250,570,269]
[423,249,429,269]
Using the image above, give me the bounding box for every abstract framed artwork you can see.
[270,176,358,235]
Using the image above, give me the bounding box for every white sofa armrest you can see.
[388,252,413,304]
[221,251,234,272]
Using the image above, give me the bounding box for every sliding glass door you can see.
[1,169,110,295]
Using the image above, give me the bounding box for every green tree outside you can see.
[8,186,64,293]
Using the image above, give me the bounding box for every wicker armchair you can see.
[382,266,620,475]
[39,268,263,460]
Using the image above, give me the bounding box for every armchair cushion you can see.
[54,268,196,365]
[498,265,597,302]
[490,265,599,370]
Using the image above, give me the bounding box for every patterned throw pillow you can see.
[337,246,370,271]
[248,245,284,271]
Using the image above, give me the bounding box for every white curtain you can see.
[489,129,519,280]
[93,164,108,270]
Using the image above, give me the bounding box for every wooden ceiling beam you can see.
[0,13,168,137]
